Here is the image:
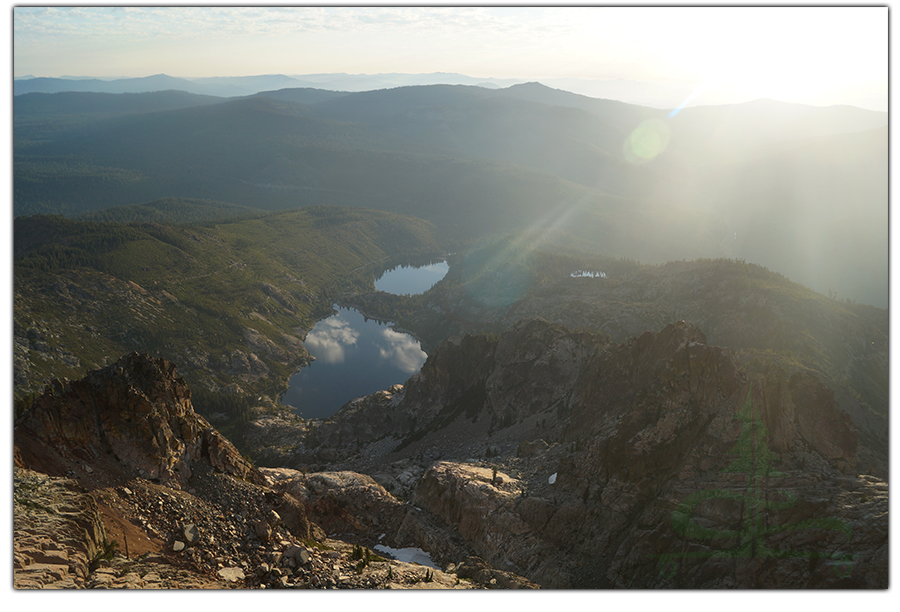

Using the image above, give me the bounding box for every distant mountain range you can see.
[11,72,670,105]
[18,71,886,110]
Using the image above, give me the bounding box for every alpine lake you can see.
[281,261,449,419]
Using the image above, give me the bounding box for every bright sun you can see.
[661,7,886,106]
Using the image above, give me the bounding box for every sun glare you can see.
[661,7,886,107]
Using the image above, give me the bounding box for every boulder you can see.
[217,567,245,583]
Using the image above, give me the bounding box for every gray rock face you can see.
[346,258,889,463]
[397,322,886,588]
[264,318,887,588]
[455,556,538,589]
[14,318,888,589]
[410,460,888,588]
[272,471,407,539]
[183,523,199,544]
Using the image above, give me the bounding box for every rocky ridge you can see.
[13,353,535,589]
[339,258,889,463]
[244,318,888,588]
[13,321,888,589]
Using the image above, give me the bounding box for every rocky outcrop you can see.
[14,319,887,589]
[13,461,479,590]
[405,322,887,588]
[407,458,888,589]
[15,352,265,488]
[292,318,602,467]
[453,556,539,589]
[276,318,887,588]
[290,319,872,477]
[409,462,559,582]
[13,353,515,590]
[348,258,889,459]
[272,471,406,540]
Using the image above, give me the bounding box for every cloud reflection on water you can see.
[304,317,359,364]
[378,328,427,373]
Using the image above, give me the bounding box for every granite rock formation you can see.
[13,353,527,589]
[13,320,887,589]
[254,318,887,588]
[15,352,265,488]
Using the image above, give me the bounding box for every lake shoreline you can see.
[279,260,450,418]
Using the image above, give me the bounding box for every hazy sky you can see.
[12,5,889,109]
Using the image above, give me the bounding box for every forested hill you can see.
[14,82,887,306]
[75,197,267,226]
[14,89,223,118]
[13,206,442,401]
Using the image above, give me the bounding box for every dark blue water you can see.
[281,306,426,419]
[375,261,449,295]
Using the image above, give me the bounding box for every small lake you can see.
[375,260,449,295]
[281,306,427,419]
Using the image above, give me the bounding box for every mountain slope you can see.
[13,207,442,400]
[706,126,888,307]
[338,243,888,462]
[14,352,507,589]
[75,197,267,225]
[14,93,730,257]
[667,98,888,159]
[13,73,200,96]
[14,89,224,118]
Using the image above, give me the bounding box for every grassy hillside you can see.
[13,206,442,401]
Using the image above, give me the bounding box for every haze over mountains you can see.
[10,72,700,108]
[18,71,887,111]
[14,75,887,307]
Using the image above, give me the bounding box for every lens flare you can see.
[624,118,671,164]
[668,81,714,118]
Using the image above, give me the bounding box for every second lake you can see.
[374,260,449,295]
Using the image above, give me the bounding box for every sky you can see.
[10,5,889,110]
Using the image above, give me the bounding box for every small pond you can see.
[375,260,449,295]
[281,306,427,419]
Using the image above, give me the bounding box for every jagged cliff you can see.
[16,352,264,489]
[408,322,884,587]
[247,318,888,588]
[13,353,532,589]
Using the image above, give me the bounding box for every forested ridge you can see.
[14,83,887,306]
